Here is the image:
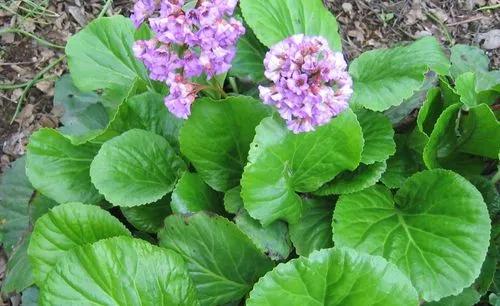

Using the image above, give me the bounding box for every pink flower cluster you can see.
[131,0,245,118]
[259,34,353,133]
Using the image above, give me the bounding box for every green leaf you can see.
[26,128,102,204]
[314,161,386,195]
[65,16,149,109]
[425,287,481,306]
[381,135,423,189]
[246,247,419,306]
[40,236,199,305]
[90,129,186,207]
[333,170,491,301]
[223,187,291,260]
[468,176,500,216]
[21,287,39,306]
[458,103,500,159]
[449,44,489,79]
[384,73,437,124]
[423,104,462,169]
[241,109,363,225]
[230,26,267,82]
[417,87,445,136]
[234,209,291,261]
[2,237,33,294]
[95,91,184,149]
[223,186,244,214]
[121,195,172,233]
[289,198,333,256]
[159,212,274,306]
[356,109,395,164]
[240,0,341,51]
[476,70,500,92]
[171,172,223,214]
[28,202,131,285]
[349,37,450,111]
[180,96,270,192]
[29,193,59,222]
[54,74,109,140]
[0,157,33,255]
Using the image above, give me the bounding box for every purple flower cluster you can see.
[259,34,353,133]
[131,0,245,118]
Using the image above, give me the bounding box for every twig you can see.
[0,76,58,90]
[446,16,485,26]
[98,0,113,18]
[0,27,65,49]
[477,4,500,11]
[10,56,66,124]
[425,12,453,45]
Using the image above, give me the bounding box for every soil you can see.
[0,0,499,302]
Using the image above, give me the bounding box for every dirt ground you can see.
[0,0,499,174]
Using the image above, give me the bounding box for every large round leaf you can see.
[171,172,223,214]
[240,0,341,51]
[349,37,449,111]
[246,247,419,306]
[65,16,149,109]
[180,96,270,192]
[159,212,274,306]
[241,109,363,225]
[356,109,395,164]
[289,198,333,256]
[121,195,172,233]
[93,90,184,148]
[314,161,386,196]
[26,128,102,204]
[40,236,199,305]
[333,170,491,301]
[90,129,186,207]
[449,44,489,79]
[28,203,131,285]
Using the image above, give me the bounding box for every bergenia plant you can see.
[0,0,499,305]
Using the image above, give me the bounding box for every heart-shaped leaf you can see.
[333,169,491,301]
[40,236,199,305]
[241,109,363,225]
[240,0,341,51]
[28,203,131,285]
[180,96,270,192]
[381,135,423,189]
[159,212,274,306]
[90,129,186,207]
[246,247,419,306]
